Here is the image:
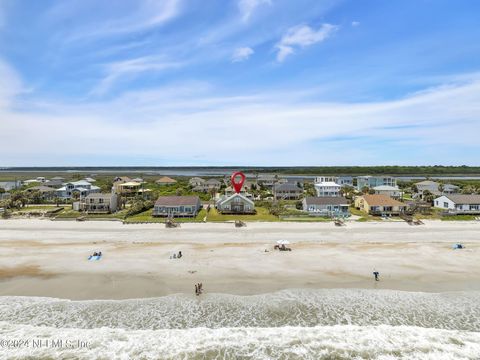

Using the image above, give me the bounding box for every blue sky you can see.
[1,0,480,166]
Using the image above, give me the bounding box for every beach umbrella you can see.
[276,240,290,245]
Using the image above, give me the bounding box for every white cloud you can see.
[91,56,184,96]
[238,0,271,22]
[60,0,182,41]
[2,76,480,165]
[232,47,254,62]
[276,23,338,62]
[0,59,23,107]
[351,21,360,27]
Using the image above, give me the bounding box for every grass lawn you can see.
[205,207,279,222]
[55,208,128,220]
[124,207,280,223]
[441,215,478,221]
[13,206,66,213]
[280,216,331,222]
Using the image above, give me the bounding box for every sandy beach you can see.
[0,219,479,299]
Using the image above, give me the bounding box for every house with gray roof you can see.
[433,194,480,214]
[273,183,303,200]
[216,193,255,214]
[373,185,401,199]
[303,197,350,217]
[414,180,459,200]
[153,196,202,217]
[56,180,100,199]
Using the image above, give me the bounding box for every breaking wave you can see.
[1,289,480,359]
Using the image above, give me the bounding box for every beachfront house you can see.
[433,195,480,214]
[373,185,401,199]
[314,181,342,197]
[354,194,407,216]
[356,176,397,191]
[303,196,350,217]
[81,193,118,214]
[156,176,177,185]
[56,180,100,199]
[216,193,256,214]
[153,196,202,217]
[273,183,303,200]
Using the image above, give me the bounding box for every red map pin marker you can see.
[231,171,246,194]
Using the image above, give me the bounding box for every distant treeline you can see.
[1,165,480,176]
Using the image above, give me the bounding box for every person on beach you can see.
[178,251,182,258]
[195,284,199,296]
[373,271,380,281]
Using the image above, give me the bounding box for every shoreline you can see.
[1,219,479,300]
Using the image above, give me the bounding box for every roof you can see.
[442,194,480,205]
[315,181,341,187]
[119,182,141,187]
[66,180,92,186]
[113,176,131,183]
[217,193,254,206]
[274,183,302,191]
[360,194,406,207]
[50,176,65,180]
[26,185,56,192]
[83,177,96,182]
[156,176,177,183]
[155,196,200,206]
[415,180,439,186]
[85,193,114,199]
[304,196,349,205]
[205,178,221,184]
[373,185,399,191]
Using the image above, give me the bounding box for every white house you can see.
[314,176,353,186]
[189,177,205,187]
[81,193,118,214]
[216,193,255,214]
[433,195,480,214]
[56,180,100,199]
[314,181,341,197]
[373,185,401,199]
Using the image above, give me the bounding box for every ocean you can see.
[1,289,479,359]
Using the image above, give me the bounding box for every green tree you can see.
[422,190,435,203]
